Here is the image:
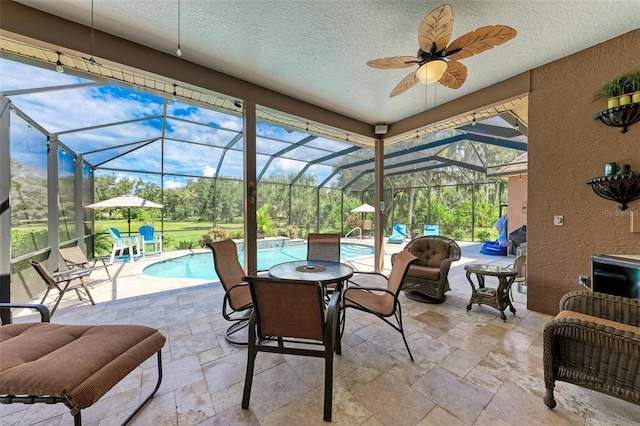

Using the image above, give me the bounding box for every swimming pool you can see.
[143,242,374,280]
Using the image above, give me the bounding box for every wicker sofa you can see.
[543,291,640,409]
[391,235,461,303]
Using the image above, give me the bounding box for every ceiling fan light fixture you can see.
[416,59,447,84]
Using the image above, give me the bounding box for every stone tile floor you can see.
[3,241,640,425]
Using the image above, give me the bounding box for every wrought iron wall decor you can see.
[594,103,640,133]
[586,171,640,210]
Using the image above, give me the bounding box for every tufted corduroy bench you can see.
[0,303,166,425]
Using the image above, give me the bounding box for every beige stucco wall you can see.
[507,175,527,239]
[527,29,640,315]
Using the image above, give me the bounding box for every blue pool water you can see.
[143,242,374,280]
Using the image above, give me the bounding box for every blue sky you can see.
[3,57,362,189]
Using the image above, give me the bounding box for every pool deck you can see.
[6,239,637,425]
[21,239,516,315]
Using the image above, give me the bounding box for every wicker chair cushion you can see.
[556,310,640,335]
[406,264,441,280]
[0,322,165,415]
[408,238,449,268]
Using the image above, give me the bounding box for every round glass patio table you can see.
[268,260,354,288]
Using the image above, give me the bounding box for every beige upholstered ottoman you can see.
[0,304,165,425]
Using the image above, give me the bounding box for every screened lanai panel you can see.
[0,57,92,92]
[318,150,370,167]
[303,164,337,184]
[94,169,162,192]
[437,140,485,167]
[276,144,333,162]
[216,145,245,179]
[10,116,49,258]
[472,143,525,168]
[9,85,165,136]
[100,140,162,173]
[347,173,375,192]
[417,167,485,185]
[58,146,76,243]
[81,140,157,167]
[256,136,294,155]
[57,118,164,160]
[303,137,355,155]
[164,117,240,147]
[162,140,223,176]
[385,159,445,176]
[82,162,93,239]
[167,101,242,129]
[263,157,308,180]
[256,122,309,142]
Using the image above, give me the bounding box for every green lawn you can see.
[99,220,244,250]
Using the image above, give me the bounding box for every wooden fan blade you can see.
[390,71,419,97]
[418,4,453,54]
[446,25,517,61]
[367,56,419,69]
[438,60,467,89]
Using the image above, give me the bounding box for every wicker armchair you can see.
[391,235,461,303]
[543,291,640,409]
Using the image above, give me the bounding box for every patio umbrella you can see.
[350,203,376,224]
[350,203,375,213]
[86,195,164,235]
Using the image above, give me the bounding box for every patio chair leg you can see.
[324,346,333,422]
[50,287,67,317]
[40,288,51,305]
[242,320,257,409]
[121,350,164,425]
[225,312,251,345]
[395,305,414,362]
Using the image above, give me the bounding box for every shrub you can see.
[286,224,300,239]
[476,230,492,242]
[452,229,466,241]
[199,226,228,247]
[346,215,361,229]
[176,240,196,250]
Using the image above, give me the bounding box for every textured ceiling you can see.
[12,0,640,125]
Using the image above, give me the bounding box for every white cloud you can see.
[164,179,184,189]
[202,165,216,177]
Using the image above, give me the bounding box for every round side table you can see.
[464,263,517,321]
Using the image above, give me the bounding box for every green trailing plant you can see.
[592,71,640,102]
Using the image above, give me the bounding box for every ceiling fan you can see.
[367,4,516,97]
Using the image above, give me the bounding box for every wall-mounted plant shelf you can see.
[594,103,640,133]
[586,172,640,210]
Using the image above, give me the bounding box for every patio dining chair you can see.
[307,233,341,263]
[340,250,418,360]
[242,275,340,422]
[30,260,95,317]
[206,239,254,345]
[307,232,355,292]
[362,220,373,238]
[59,246,112,281]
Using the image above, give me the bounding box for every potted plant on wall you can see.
[592,71,640,108]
